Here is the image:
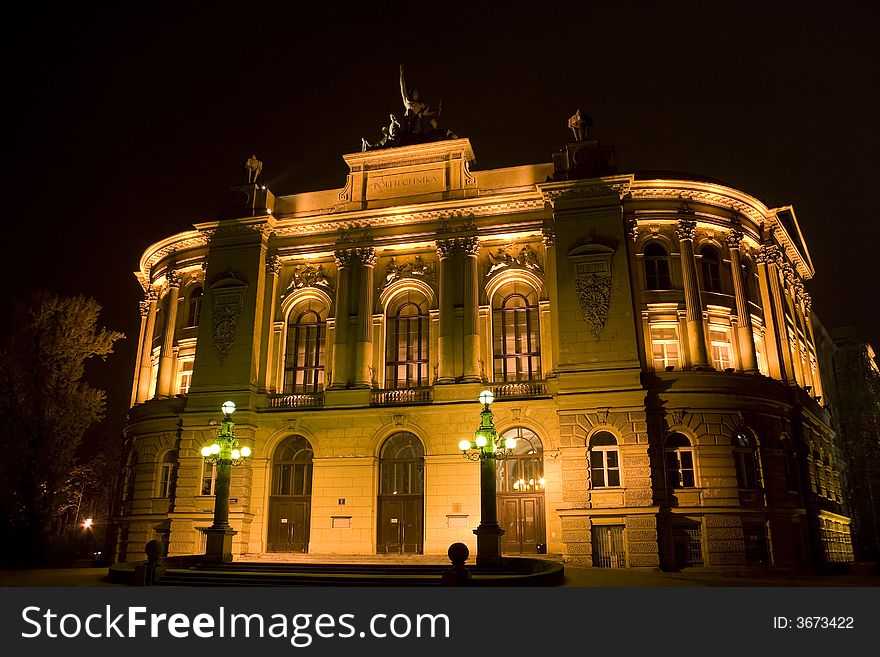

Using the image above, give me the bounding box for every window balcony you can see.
[370,387,433,406]
[490,381,548,399]
[269,392,325,409]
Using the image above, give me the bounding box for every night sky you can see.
[4,2,878,437]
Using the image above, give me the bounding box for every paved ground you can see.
[2,562,878,587]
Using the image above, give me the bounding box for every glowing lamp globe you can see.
[210,443,221,455]
[504,436,517,450]
[231,449,241,460]
[475,433,488,448]
[221,400,236,415]
[201,446,212,457]
[478,390,494,406]
[458,439,471,451]
[240,446,251,458]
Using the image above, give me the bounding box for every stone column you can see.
[755,245,795,383]
[676,219,710,369]
[330,250,352,389]
[130,297,151,406]
[135,288,159,403]
[156,270,182,397]
[461,236,481,382]
[801,293,823,399]
[727,230,758,373]
[353,247,377,388]
[781,263,805,386]
[435,239,456,383]
[542,226,560,377]
[259,255,282,392]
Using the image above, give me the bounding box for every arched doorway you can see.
[497,427,546,553]
[267,436,313,552]
[377,432,424,554]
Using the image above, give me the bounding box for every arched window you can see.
[492,282,541,382]
[157,450,177,498]
[379,432,424,496]
[272,436,314,496]
[733,430,761,489]
[497,428,544,493]
[700,245,722,293]
[589,431,621,488]
[665,433,696,488]
[284,302,326,393]
[385,293,429,389]
[644,243,672,290]
[186,287,203,327]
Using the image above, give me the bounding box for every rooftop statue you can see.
[568,110,592,142]
[360,66,458,151]
[244,154,263,183]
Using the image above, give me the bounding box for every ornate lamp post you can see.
[458,389,517,567]
[200,401,252,564]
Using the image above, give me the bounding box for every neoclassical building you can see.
[118,134,853,570]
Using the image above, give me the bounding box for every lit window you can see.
[699,245,722,293]
[665,433,696,488]
[710,326,735,370]
[650,325,681,371]
[157,450,177,498]
[644,243,672,290]
[177,359,194,395]
[148,351,159,399]
[492,282,541,382]
[201,461,217,496]
[589,432,621,488]
[385,294,429,389]
[272,436,314,496]
[733,431,761,490]
[284,302,326,394]
[753,331,769,376]
[496,428,544,493]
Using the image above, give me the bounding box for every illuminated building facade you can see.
[118,135,853,570]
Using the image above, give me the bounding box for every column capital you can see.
[334,246,376,268]
[138,300,151,317]
[166,270,183,288]
[755,244,783,266]
[802,292,812,313]
[625,217,639,242]
[145,286,159,301]
[675,218,697,241]
[436,236,480,258]
[726,229,745,249]
[266,254,283,276]
[541,226,557,246]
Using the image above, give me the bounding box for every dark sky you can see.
[4,2,878,436]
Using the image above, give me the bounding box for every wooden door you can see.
[378,496,423,554]
[267,497,310,552]
[498,494,545,554]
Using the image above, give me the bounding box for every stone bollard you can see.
[441,542,472,586]
[133,540,164,586]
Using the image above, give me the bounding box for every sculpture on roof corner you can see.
[568,109,593,142]
[244,154,263,183]
[361,65,459,151]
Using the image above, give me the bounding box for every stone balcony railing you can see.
[370,387,433,406]
[490,381,548,400]
[269,392,325,409]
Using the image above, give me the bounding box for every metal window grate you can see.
[672,524,704,567]
[592,525,626,568]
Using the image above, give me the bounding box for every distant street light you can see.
[200,401,252,563]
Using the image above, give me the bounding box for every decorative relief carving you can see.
[266,254,283,276]
[285,263,334,294]
[625,217,639,242]
[165,270,183,288]
[437,214,477,235]
[541,226,556,247]
[384,255,436,287]
[575,273,611,339]
[210,275,247,364]
[436,236,479,258]
[755,244,783,266]
[485,243,542,276]
[629,187,764,224]
[675,218,697,241]
[139,301,151,317]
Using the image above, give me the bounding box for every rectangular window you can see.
[743,521,771,565]
[710,326,735,371]
[177,359,194,395]
[201,462,216,496]
[672,523,704,567]
[666,449,696,488]
[158,464,174,498]
[650,325,680,371]
[592,525,626,568]
[590,449,620,488]
[753,332,769,376]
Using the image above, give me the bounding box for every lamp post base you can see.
[474,523,504,568]
[202,527,237,564]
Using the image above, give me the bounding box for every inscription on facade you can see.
[365,168,445,200]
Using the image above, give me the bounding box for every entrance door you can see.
[496,427,546,554]
[498,494,545,553]
[378,497,423,554]
[377,432,424,554]
[267,436,313,553]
